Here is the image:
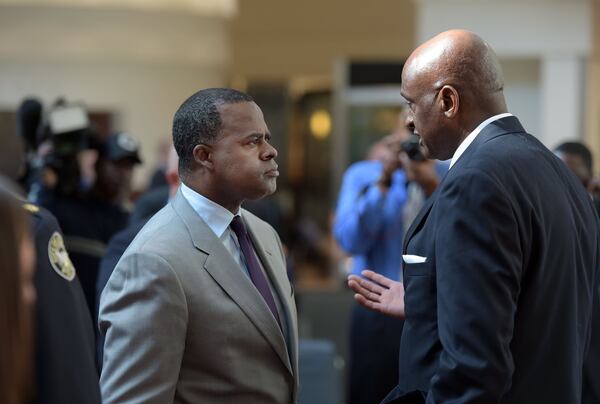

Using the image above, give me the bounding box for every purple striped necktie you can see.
[230,216,282,328]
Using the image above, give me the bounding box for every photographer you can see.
[32,101,140,322]
[26,100,97,203]
[333,128,408,404]
[334,116,448,403]
[399,134,448,233]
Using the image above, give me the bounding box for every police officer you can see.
[22,196,101,403]
[0,173,100,403]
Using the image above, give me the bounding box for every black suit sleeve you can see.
[428,169,521,403]
[583,279,600,404]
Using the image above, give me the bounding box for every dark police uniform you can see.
[23,201,101,404]
[36,189,129,321]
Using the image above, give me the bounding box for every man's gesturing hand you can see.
[347,270,405,319]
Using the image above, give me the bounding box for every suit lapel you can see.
[402,116,526,254]
[403,185,440,254]
[172,190,293,375]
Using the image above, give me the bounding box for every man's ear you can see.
[193,144,214,170]
[438,85,459,118]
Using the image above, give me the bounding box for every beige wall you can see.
[0,1,417,187]
[0,60,224,182]
[0,5,231,186]
[231,0,415,81]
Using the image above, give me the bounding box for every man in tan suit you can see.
[99,88,298,403]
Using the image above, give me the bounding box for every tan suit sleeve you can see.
[99,251,188,404]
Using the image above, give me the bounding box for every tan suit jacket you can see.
[99,189,298,403]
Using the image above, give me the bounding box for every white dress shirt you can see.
[449,113,513,169]
[180,183,249,276]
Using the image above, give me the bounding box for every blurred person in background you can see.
[127,141,180,229]
[554,140,600,404]
[554,141,600,215]
[147,138,172,190]
[37,130,141,320]
[15,97,44,193]
[398,134,448,233]
[333,124,408,404]
[92,132,141,207]
[0,183,35,404]
[20,98,140,319]
[334,113,448,403]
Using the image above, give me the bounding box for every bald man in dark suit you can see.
[349,30,599,404]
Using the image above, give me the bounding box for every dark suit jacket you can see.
[583,280,600,404]
[385,116,600,403]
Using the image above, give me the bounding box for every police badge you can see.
[48,232,76,281]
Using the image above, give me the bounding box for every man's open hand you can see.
[347,270,405,319]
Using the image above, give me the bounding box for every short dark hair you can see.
[172,88,254,178]
[554,141,593,174]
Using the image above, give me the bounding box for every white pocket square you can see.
[403,254,427,264]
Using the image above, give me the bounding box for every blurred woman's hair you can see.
[0,186,34,404]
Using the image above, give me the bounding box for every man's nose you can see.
[405,115,416,134]
[263,142,278,160]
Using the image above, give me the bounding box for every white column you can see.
[414,0,592,148]
[540,57,585,148]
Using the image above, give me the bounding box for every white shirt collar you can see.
[180,183,240,238]
[449,113,513,169]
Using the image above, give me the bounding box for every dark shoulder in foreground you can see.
[21,200,101,404]
[23,200,60,233]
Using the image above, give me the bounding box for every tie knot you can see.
[230,216,247,237]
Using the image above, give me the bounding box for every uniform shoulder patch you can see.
[23,202,40,213]
[48,232,76,281]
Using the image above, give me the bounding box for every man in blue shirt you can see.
[334,132,408,404]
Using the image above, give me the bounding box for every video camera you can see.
[17,97,101,199]
[400,134,426,162]
[46,101,91,156]
[42,100,97,197]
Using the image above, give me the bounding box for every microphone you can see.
[16,98,43,151]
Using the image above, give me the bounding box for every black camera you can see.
[17,98,98,198]
[400,134,425,162]
[42,100,96,196]
[46,101,91,156]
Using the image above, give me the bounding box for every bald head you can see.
[406,29,504,106]
[401,29,507,159]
